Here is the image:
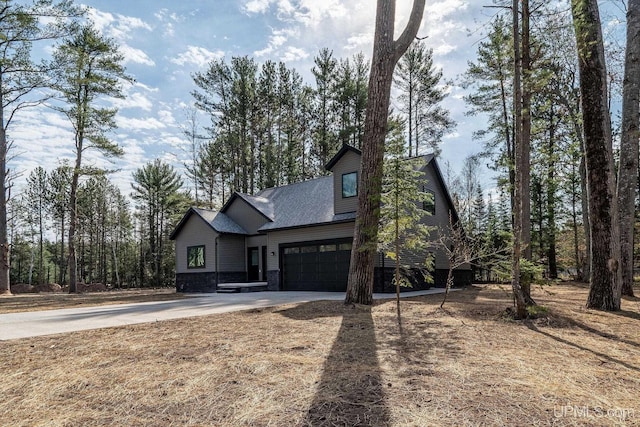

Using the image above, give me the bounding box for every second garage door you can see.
[282,239,352,291]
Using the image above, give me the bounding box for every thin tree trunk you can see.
[617,0,640,297]
[68,122,84,293]
[68,165,80,293]
[521,0,532,263]
[571,0,622,310]
[345,0,426,305]
[547,105,558,280]
[0,83,11,295]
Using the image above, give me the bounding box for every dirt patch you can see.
[0,283,638,426]
[0,288,185,314]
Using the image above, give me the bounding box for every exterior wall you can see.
[332,150,361,214]
[421,163,465,270]
[217,234,246,272]
[176,271,248,293]
[247,235,267,247]
[174,214,218,274]
[225,197,270,234]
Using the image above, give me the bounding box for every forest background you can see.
[2,0,634,291]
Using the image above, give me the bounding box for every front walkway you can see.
[0,289,454,341]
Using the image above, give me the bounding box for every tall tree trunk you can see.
[345,0,426,305]
[618,0,640,297]
[511,0,528,318]
[571,0,622,310]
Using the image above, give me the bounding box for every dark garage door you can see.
[282,240,352,291]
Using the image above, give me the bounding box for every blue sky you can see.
[10,1,511,198]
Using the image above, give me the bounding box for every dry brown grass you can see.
[1,282,639,426]
[0,288,185,314]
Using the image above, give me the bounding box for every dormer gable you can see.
[325,144,362,215]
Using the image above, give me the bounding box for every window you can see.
[187,245,205,268]
[423,189,435,215]
[338,242,352,251]
[342,172,358,198]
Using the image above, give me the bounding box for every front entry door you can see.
[248,247,260,282]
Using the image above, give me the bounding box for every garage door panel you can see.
[282,240,351,291]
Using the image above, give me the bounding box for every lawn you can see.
[1,283,639,426]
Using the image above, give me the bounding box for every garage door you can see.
[282,240,352,291]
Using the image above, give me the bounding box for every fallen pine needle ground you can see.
[1,282,639,426]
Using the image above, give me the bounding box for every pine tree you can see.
[0,0,82,294]
[379,118,433,312]
[131,160,185,287]
[24,167,49,284]
[51,24,131,293]
[395,40,454,157]
[571,0,622,310]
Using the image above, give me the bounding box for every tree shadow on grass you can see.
[279,302,390,427]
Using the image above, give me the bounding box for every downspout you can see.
[215,235,219,292]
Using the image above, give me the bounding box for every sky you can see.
[10,0,509,200]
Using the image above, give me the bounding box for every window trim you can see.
[342,171,358,198]
[187,245,206,269]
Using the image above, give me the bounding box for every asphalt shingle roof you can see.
[247,176,355,231]
[192,207,249,235]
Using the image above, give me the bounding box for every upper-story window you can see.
[342,172,358,198]
[423,188,435,215]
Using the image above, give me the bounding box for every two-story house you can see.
[170,145,472,292]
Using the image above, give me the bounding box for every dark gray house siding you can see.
[329,149,361,215]
[172,209,248,293]
[223,197,270,235]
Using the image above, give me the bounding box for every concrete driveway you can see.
[0,289,451,341]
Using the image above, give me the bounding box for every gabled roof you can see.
[169,207,248,240]
[220,192,274,221]
[256,176,356,231]
[172,149,460,238]
[325,144,362,171]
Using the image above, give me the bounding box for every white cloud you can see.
[254,28,295,57]
[112,92,154,111]
[280,46,308,62]
[158,110,176,127]
[116,116,166,131]
[344,32,371,51]
[154,8,184,37]
[424,0,468,22]
[170,46,225,67]
[85,7,155,67]
[120,44,155,66]
[87,7,152,40]
[244,0,274,14]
